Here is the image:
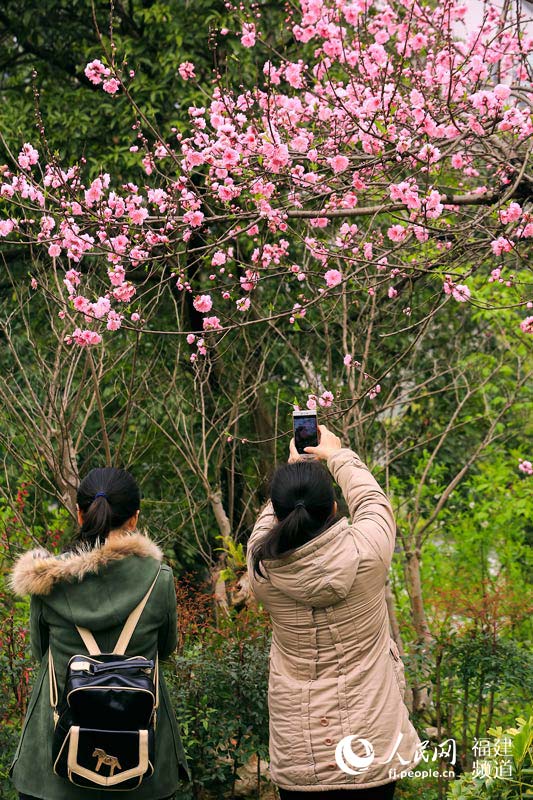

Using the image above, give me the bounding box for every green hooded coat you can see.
[8,531,192,800]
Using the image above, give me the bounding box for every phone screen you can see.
[293,414,318,454]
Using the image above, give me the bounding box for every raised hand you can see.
[303,424,342,460]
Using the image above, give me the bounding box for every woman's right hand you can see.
[304,425,342,460]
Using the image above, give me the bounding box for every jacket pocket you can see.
[268,671,299,756]
[389,640,407,701]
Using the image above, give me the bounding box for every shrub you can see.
[168,573,272,798]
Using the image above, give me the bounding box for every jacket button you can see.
[320,717,329,726]
[325,738,333,745]
[327,762,336,769]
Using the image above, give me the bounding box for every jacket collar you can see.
[259,517,360,608]
[262,516,350,568]
[9,532,163,597]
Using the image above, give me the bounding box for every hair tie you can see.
[94,491,107,499]
[294,499,305,509]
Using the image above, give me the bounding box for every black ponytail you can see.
[72,467,141,549]
[251,460,338,579]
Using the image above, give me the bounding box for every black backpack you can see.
[49,567,161,790]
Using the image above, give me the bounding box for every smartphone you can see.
[293,409,319,454]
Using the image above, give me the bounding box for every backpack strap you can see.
[75,627,100,655]
[48,647,59,726]
[113,566,161,655]
[75,565,162,656]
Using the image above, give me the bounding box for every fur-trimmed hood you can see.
[9,532,163,597]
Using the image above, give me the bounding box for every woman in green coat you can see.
[9,466,192,800]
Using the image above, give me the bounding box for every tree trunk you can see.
[209,489,231,620]
[43,430,79,518]
[404,548,433,712]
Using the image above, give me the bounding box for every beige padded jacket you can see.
[246,447,423,792]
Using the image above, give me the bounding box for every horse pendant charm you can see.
[92,747,122,776]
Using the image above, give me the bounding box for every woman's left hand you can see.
[288,438,302,463]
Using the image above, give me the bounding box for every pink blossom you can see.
[106,310,123,330]
[306,395,317,410]
[451,153,464,169]
[85,178,104,206]
[367,384,381,400]
[131,313,140,322]
[73,295,91,313]
[343,354,352,367]
[425,190,443,219]
[129,207,148,225]
[499,202,522,224]
[103,78,120,95]
[186,333,196,344]
[324,269,342,288]
[452,284,470,302]
[108,266,126,286]
[388,286,398,298]
[389,181,420,210]
[17,143,39,170]
[40,215,55,234]
[211,250,227,266]
[142,155,154,175]
[64,269,81,288]
[84,59,110,86]
[494,83,511,101]
[518,458,533,476]
[0,219,14,237]
[184,210,204,227]
[154,142,170,158]
[491,237,514,255]
[221,147,239,168]
[411,32,427,51]
[193,294,213,313]
[91,297,111,319]
[113,282,136,302]
[318,390,334,407]
[387,224,407,243]
[236,297,251,311]
[418,144,441,163]
[48,243,61,257]
[70,328,102,347]
[442,275,454,295]
[178,62,196,80]
[110,234,129,254]
[329,155,349,173]
[519,316,533,334]
[241,23,256,48]
[240,269,259,291]
[285,61,305,89]
[202,315,222,331]
[262,143,289,173]
[263,60,282,85]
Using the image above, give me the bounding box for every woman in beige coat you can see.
[247,426,423,799]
